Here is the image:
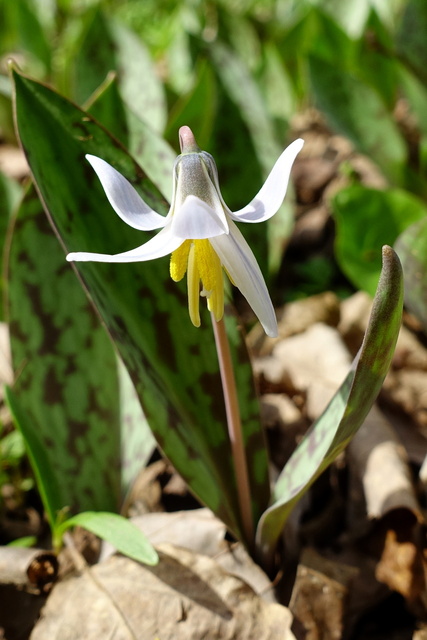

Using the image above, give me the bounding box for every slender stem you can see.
[211,314,254,546]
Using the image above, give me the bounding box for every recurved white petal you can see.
[210,221,278,337]
[66,224,182,263]
[171,195,228,240]
[86,155,168,231]
[229,139,304,223]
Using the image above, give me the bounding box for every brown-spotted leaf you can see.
[257,247,403,567]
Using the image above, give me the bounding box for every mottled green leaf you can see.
[395,216,427,333]
[71,11,166,132]
[332,184,426,296]
[59,511,158,566]
[257,246,403,567]
[5,385,63,527]
[309,55,407,183]
[117,357,155,500]
[6,186,122,516]
[12,69,270,545]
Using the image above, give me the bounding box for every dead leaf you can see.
[102,509,279,603]
[375,514,426,602]
[31,544,295,640]
[290,548,357,640]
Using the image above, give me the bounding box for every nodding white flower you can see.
[67,126,303,337]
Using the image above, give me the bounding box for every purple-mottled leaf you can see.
[257,246,403,567]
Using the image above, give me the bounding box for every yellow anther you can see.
[170,239,191,282]
[195,240,224,322]
[170,238,225,327]
[187,243,201,327]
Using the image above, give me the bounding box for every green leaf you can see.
[396,0,427,87]
[356,9,399,109]
[166,61,217,152]
[0,171,22,212]
[395,216,427,333]
[210,41,295,275]
[70,11,166,132]
[7,536,37,548]
[6,186,122,516]
[5,385,63,527]
[59,511,158,566]
[1,0,51,75]
[261,44,296,128]
[308,55,407,183]
[315,0,372,37]
[117,357,155,500]
[85,73,176,201]
[332,185,427,295]
[257,246,403,567]
[12,68,270,545]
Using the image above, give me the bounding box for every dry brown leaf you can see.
[102,509,279,603]
[126,509,227,558]
[375,517,426,601]
[31,544,295,640]
[290,548,358,640]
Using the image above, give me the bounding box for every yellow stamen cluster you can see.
[170,239,224,327]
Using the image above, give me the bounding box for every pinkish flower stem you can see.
[211,314,254,547]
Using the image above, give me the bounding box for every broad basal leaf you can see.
[6,185,122,516]
[257,246,403,568]
[12,69,270,544]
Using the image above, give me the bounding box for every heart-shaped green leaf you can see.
[256,246,403,567]
[11,68,270,544]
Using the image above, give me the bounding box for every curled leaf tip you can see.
[179,126,200,153]
[382,244,392,255]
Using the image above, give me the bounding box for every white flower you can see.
[67,126,303,337]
